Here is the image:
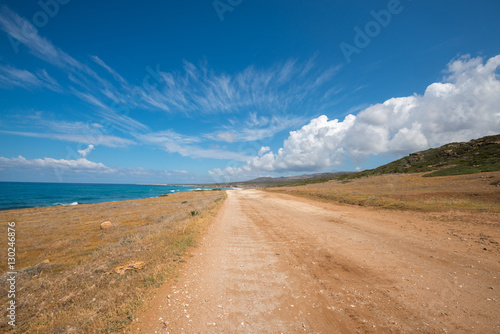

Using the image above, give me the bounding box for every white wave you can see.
[53,202,79,206]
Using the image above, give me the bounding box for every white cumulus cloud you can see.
[211,54,500,177]
[258,146,270,156]
[78,144,95,158]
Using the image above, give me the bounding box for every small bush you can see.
[423,165,481,177]
[190,210,199,216]
[119,238,134,245]
[480,162,500,172]
[490,180,500,186]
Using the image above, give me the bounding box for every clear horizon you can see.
[1,1,500,184]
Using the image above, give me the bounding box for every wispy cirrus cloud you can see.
[139,59,342,115]
[0,6,96,76]
[138,130,201,145]
[205,113,307,143]
[1,111,251,161]
[0,5,343,166]
[0,64,61,91]
[162,142,251,161]
[0,113,136,148]
[138,130,250,161]
[0,6,142,128]
[1,5,342,122]
[0,130,135,148]
[90,55,127,85]
[96,109,150,133]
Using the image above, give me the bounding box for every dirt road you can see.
[132,190,499,333]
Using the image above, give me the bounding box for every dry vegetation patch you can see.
[0,190,226,333]
[265,172,500,212]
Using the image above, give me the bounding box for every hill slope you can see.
[340,134,500,180]
[207,172,349,188]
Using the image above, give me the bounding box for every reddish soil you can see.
[131,189,499,333]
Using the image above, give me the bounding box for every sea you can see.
[0,182,224,211]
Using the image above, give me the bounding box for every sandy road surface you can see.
[132,190,499,333]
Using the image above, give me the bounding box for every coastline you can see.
[0,182,228,211]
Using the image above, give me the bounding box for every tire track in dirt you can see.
[131,190,500,333]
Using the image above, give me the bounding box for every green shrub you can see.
[423,165,480,177]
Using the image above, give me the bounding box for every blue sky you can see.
[0,0,499,184]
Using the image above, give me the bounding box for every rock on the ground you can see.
[100,221,113,229]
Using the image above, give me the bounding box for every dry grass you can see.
[265,172,500,213]
[0,190,226,333]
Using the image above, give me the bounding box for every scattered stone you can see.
[100,221,113,229]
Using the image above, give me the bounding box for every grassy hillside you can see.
[339,134,500,180]
[205,172,350,188]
